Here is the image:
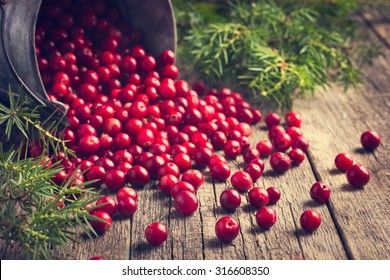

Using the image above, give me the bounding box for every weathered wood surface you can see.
[2,11,389,260]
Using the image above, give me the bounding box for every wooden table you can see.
[3,9,389,261]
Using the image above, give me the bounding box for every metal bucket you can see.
[0,0,176,122]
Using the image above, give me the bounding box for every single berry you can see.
[285,111,302,127]
[95,195,117,216]
[248,187,269,208]
[210,161,231,181]
[256,207,277,229]
[360,130,380,151]
[145,222,168,245]
[174,191,199,216]
[116,187,138,202]
[117,196,137,217]
[181,169,204,190]
[220,189,241,212]
[256,140,273,158]
[90,211,112,234]
[231,170,253,192]
[270,152,291,173]
[300,209,321,232]
[215,216,240,243]
[334,153,354,172]
[310,182,331,204]
[266,187,281,204]
[265,112,281,128]
[288,148,305,165]
[346,164,370,188]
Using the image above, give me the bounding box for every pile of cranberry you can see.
[31,0,381,253]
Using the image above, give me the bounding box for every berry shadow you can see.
[215,206,237,216]
[340,183,365,193]
[248,226,268,235]
[354,147,371,155]
[241,204,255,214]
[133,241,157,253]
[262,169,279,178]
[303,200,322,208]
[294,228,314,237]
[206,238,223,249]
[329,168,342,176]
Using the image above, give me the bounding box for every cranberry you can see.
[265,112,281,127]
[117,196,137,217]
[136,128,155,148]
[300,209,321,232]
[286,126,303,139]
[242,148,260,164]
[193,146,213,168]
[86,166,106,188]
[90,211,112,234]
[270,152,291,173]
[145,222,168,245]
[215,216,240,243]
[210,161,231,182]
[157,162,180,180]
[285,111,302,127]
[243,162,263,181]
[103,117,122,136]
[95,195,117,216]
[310,182,331,204]
[78,135,100,155]
[181,169,204,190]
[174,191,199,216]
[292,136,309,153]
[95,157,115,171]
[248,187,269,208]
[220,189,241,212]
[266,187,281,204]
[256,207,277,229]
[272,132,292,152]
[159,49,175,65]
[346,164,370,188]
[127,165,150,188]
[159,174,179,194]
[116,187,138,201]
[249,157,265,172]
[223,140,242,159]
[173,153,192,172]
[360,130,380,151]
[268,125,285,141]
[288,148,305,165]
[104,169,126,190]
[231,171,253,192]
[170,181,196,198]
[334,153,354,172]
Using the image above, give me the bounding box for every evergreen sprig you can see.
[173,0,383,109]
[0,88,100,259]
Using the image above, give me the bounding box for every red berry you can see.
[285,111,302,127]
[300,209,321,232]
[86,166,106,188]
[266,187,281,204]
[157,162,180,180]
[288,148,305,165]
[158,174,179,194]
[117,196,137,217]
[292,136,309,153]
[272,132,292,152]
[219,189,241,212]
[116,187,138,201]
[215,216,240,243]
[90,211,112,234]
[223,140,242,159]
[210,161,231,181]
[181,169,204,190]
[256,140,273,158]
[248,187,269,208]
[104,169,126,190]
[270,152,291,173]
[127,165,150,188]
[256,207,277,229]
[78,135,100,155]
[360,130,380,151]
[95,195,117,216]
[334,153,354,172]
[145,222,168,245]
[231,170,253,192]
[170,181,196,198]
[243,162,263,181]
[310,182,331,204]
[174,191,198,216]
[265,112,281,127]
[346,164,370,188]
